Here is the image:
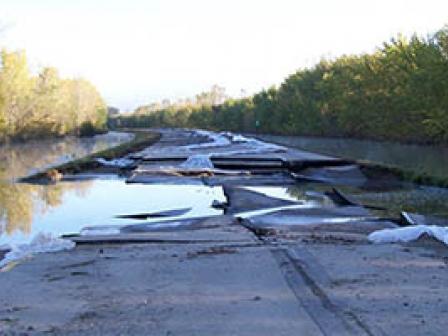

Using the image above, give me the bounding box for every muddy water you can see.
[257,135,448,179]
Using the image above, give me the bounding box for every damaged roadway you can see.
[1,128,448,335]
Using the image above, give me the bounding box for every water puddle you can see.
[243,186,335,207]
[318,184,448,218]
[243,184,448,220]
[0,179,225,246]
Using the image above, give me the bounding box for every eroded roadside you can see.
[1,128,448,335]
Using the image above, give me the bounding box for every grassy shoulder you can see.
[22,129,161,182]
[359,161,448,189]
[254,134,448,188]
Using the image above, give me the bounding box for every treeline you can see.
[0,49,107,142]
[111,26,448,145]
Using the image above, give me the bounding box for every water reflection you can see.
[286,184,448,218]
[243,184,448,220]
[0,132,134,246]
[243,185,336,208]
[0,132,133,181]
[0,181,93,239]
[258,135,448,179]
[0,180,225,246]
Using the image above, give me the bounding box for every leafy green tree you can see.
[119,26,448,145]
[0,48,107,141]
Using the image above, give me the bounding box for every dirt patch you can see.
[186,246,238,259]
[301,233,360,245]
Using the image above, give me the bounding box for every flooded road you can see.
[250,134,448,218]
[0,132,133,246]
[0,180,225,246]
[2,128,448,336]
[2,128,448,249]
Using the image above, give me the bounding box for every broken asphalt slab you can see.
[223,185,298,214]
[2,128,448,335]
[115,207,192,220]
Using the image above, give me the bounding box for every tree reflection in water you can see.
[0,180,93,237]
[0,132,130,239]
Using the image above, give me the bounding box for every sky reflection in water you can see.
[0,180,225,246]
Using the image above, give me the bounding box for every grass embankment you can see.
[359,161,448,189]
[253,134,448,188]
[22,129,161,182]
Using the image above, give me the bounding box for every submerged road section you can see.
[1,128,448,335]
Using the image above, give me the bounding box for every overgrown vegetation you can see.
[0,49,107,142]
[112,26,448,145]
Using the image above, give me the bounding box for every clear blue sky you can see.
[1,0,447,111]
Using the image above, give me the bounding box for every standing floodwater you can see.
[0,132,133,246]
[0,131,134,181]
[0,180,225,246]
[257,135,448,180]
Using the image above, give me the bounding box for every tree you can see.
[122,25,448,145]
[0,49,34,137]
[0,49,107,141]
